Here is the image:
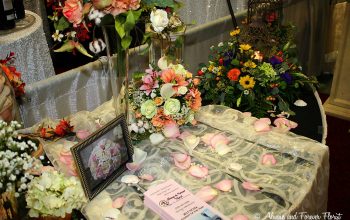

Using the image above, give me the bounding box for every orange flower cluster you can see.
[40,119,75,139]
[0,52,25,97]
[151,109,175,128]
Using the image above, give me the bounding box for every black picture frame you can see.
[71,114,133,200]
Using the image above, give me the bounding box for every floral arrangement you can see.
[0,120,39,196]
[197,27,318,118]
[46,0,184,57]
[129,60,202,139]
[38,119,75,140]
[88,139,124,180]
[26,170,87,218]
[0,52,25,97]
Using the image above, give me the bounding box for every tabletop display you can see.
[0,0,330,220]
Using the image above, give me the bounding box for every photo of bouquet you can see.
[129,59,202,140]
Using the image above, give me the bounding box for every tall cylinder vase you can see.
[102,25,129,120]
[148,25,185,65]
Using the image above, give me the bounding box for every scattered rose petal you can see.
[262,153,277,165]
[294,99,307,107]
[126,162,141,171]
[172,153,191,170]
[184,134,200,152]
[201,133,216,145]
[215,179,233,192]
[229,163,242,171]
[189,165,209,178]
[195,186,218,202]
[103,209,121,219]
[215,143,232,156]
[139,174,154,181]
[242,181,261,191]
[254,118,271,132]
[163,123,180,138]
[112,197,126,209]
[211,134,229,148]
[273,118,298,133]
[76,130,91,140]
[149,133,165,145]
[121,175,140,184]
[232,214,249,220]
[242,112,252,117]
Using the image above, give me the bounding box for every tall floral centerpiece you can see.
[129,59,201,140]
[197,27,318,118]
[47,0,187,119]
[144,2,186,65]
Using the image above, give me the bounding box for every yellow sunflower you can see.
[243,60,257,68]
[239,44,252,52]
[230,28,240,37]
[239,75,256,89]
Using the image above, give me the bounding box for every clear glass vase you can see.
[102,25,129,120]
[148,26,185,65]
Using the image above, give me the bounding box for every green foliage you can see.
[54,17,70,31]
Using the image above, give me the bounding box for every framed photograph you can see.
[71,114,133,200]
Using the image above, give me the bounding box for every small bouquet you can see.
[129,60,202,140]
[38,119,75,140]
[0,52,25,97]
[197,27,318,118]
[0,120,39,196]
[26,170,87,218]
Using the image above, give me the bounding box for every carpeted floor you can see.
[319,94,350,218]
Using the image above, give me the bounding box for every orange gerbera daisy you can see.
[151,109,175,128]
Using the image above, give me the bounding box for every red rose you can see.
[227,68,241,81]
[197,70,204,76]
[219,58,224,65]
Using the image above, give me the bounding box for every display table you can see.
[0,11,55,84]
[22,100,329,219]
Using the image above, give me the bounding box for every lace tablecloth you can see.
[0,11,55,84]
[24,101,329,220]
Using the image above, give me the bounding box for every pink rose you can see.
[105,0,140,16]
[63,0,83,27]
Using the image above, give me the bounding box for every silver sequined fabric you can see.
[0,11,55,84]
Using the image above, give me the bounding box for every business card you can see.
[144,179,228,220]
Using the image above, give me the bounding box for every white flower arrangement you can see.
[0,120,39,196]
[26,171,87,218]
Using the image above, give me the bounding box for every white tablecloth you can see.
[0,11,55,84]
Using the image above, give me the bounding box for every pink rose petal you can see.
[273,118,298,133]
[189,165,209,178]
[242,181,261,191]
[195,186,218,202]
[254,118,271,132]
[76,130,91,140]
[261,153,277,165]
[201,133,216,145]
[232,214,249,220]
[163,124,180,138]
[112,197,126,209]
[215,179,233,192]
[210,134,229,148]
[172,153,191,170]
[59,151,73,165]
[139,174,154,181]
[242,112,252,117]
[126,162,141,171]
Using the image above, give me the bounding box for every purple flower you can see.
[269,56,283,66]
[280,72,293,84]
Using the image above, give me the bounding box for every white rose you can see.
[150,9,169,33]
